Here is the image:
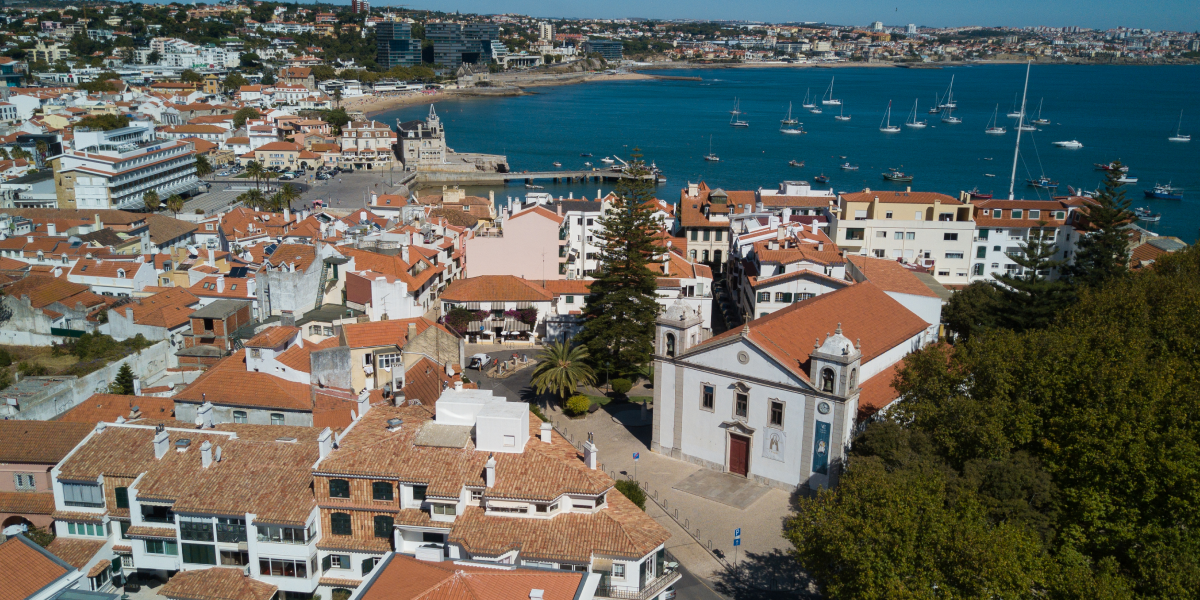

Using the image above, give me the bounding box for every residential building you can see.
[311,386,676,598]
[0,535,93,599]
[426,23,501,68]
[466,204,565,279]
[177,299,255,368]
[651,282,938,491]
[729,224,847,320]
[836,190,976,286]
[968,198,1079,282]
[338,317,463,394]
[338,121,397,171]
[66,258,156,297]
[0,420,93,531]
[279,67,316,91]
[239,141,323,171]
[582,38,624,60]
[52,123,199,211]
[350,553,591,600]
[0,58,27,88]
[677,182,755,269]
[103,288,201,342]
[376,22,421,69]
[32,41,72,64]
[439,275,556,343]
[548,197,609,278]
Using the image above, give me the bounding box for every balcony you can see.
[595,566,681,600]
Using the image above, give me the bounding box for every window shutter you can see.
[362,557,375,575]
[115,487,129,509]
[322,555,332,572]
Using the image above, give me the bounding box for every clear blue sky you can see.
[376,0,1199,32]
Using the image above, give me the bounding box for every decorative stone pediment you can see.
[720,420,756,435]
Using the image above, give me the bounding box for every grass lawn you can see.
[586,395,611,407]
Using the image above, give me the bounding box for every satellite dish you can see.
[214,446,223,462]
[194,416,204,426]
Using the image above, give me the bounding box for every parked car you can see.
[278,173,295,181]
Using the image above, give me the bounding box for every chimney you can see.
[597,189,601,200]
[488,190,494,205]
[777,225,785,241]
[357,388,370,419]
[530,591,545,600]
[539,422,551,443]
[446,361,455,377]
[360,210,367,223]
[818,242,824,252]
[485,454,496,488]
[569,192,573,199]
[95,422,107,434]
[454,380,463,392]
[583,432,598,470]
[556,203,562,216]
[200,440,213,468]
[317,427,333,459]
[387,418,404,432]
[208,247,215,266]
[247,278,256,297]
[47,222,56,237]
[197,401,214,428]
[401,244,410,263]
[407,322,417,341]
[153,426,170,459]
[132,375,141,396]
[284,208,291,222]
[216,275,225,293]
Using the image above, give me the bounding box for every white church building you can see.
[650,282,939,490]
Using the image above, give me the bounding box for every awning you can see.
[513,301,534,309]
[462,302,482,310]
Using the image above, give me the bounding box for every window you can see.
[978,229,989,240]
[845,228,864,241]
[613,564,626,578]
[702,385,714,410]
[756,292,770,303]
[412,485,427,501]
[1053,211,1066,220]
[257,524,310,544]
[876,231,887,238]
[1012,209,1023,219]
[944,233,959,241]
[734,392,748,418]
[664,333,675,357]
[270,413,285,425]
[14,473,36,491]
[905,232,916,240]
[893,231,903,240]
[775,292,792,302]
[849,368,857,389]
[362,557,380,576]
[330,513,352,536]
[220,549,250,566]
[260,556,308,578]
[945,252,964,259]
[115,487,129,509]
[323,555,351,571]
[67,522,103,536]
[432,503,457,516]
[820,368,835,393]
[145,540,178,555]
[770,401,784,427]
[796,293,813,302]
[914,211,923,221]
[422,532,445,544]
[377,353,401,369]
[329,479,350,498]
[374,515,394,538]
[854,210,867,220]
[217,518,247,543]
[565,295,575,304]
[180,517,214,542]
[689,230,697,241]
[701,250,709,262]
[142,504,174,523]
[62,482,104,507]
[372,482,393,501]
[181,543,217,565]
[939,213,954,222]
[1028,210,1041,219]
[715,230,724,242]
[885,211,893,219]
[233,411,248,424]
[873,249,887,258]
[976,247,987,258]
[250,348,261,359]
[973,263,984,276]
[702,230,710,242]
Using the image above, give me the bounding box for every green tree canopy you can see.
[1065,164,1136,289]
[223,72,249,92]
[109,363,135,395]
[311,64,337,81]
[232,107,260,129]
[75,114,130,131]
[179,69,203,83]
[142,190,160,212]
[531,341,596,400]
[165,194,185,216]
[194,154,213,179]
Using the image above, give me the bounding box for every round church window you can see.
[737,351,749,364]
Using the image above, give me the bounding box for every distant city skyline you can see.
[375,0,1198,32]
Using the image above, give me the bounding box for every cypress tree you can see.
[110,363,135,395]
[1065,162,1136,288]
[993,221,1075,331]
[575,150,661,373]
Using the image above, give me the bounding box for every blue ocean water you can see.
[378,64,1200,243]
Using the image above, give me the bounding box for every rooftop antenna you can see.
[1008,61,1031,200]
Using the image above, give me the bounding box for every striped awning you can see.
[513,301,534,309]
[461,302,482,310]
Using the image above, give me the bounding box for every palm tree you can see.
[531,342,596,400]
[278,183,300,210]
[238,189,265,210]
[143,190,160,212]
[165,194,185,217]
[194,154,213,180]
[245,161,265,190]
[262,170,278,193]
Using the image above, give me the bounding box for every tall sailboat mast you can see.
[1008,61,1032,200]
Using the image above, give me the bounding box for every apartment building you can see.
[425,22,501,68]
[376,22,421,68]
[836,190,976,286]
[52,123,199,211]
[338,121,397,171]
[677,182,756,270]
[548,197,609,278]
[968,198,1082,282]
[311,386,677,600]
[729,224,850,320]
[0,420,92,531]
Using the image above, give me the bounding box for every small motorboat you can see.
[789,160,804,167]
[840,162,859,171]
[1053,140,1083,149]
[967,187,992,200]
[780,127,805,135]
[580,152,592,157]
[1134,207,1161,222]
[883,169,913,182]
[601,157,615,164]
[814,174,830,184]
[525,184,544,190]
[584,162,593,167]
[809,107,823,114]
[552,162,562,167]
[1094,162,1129,173]
[1117,175,1138,184]
[1027,176,1059,189]
[1144,183,1183,200]
[984,174,996,177]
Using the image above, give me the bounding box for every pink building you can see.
[0,421,93,530]
[465,205,567,279]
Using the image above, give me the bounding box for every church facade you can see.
[650,283,936,490]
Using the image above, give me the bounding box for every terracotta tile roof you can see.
[0,420,93,464]
[428,208,479,228]
[1130,241,1168,266]
[265,243,317,272]
[692,282,928,383]
[528,280,592,296]
[677,183,758,228]
[275,336,339,373]
[846,255,939,298]
[57,394,177,425]
[400,357,462,409]
[158,566,277,600]
[0,536,70,599]
[857,360,903,421]
[175,350,312,411]
[441,276,554,303]
[111,287,200,329]
[245,325,300,348]
[339,247,444,291]
[0,491,55,515]
[340,317,448,349]
[125,525,178,539]
[46,537,104,569]
[360,554,583,600]
[7,277,92,309]
[840,190,963,205]
[253,141,303,153]
[51,510,106,523]
[508,206,564,225]
[189,276,255,300]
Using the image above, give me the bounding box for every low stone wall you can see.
[13,340,176,421]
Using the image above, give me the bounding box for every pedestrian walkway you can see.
[672,469,772,510]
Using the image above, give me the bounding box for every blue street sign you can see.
[734,528,741,537]
[633,452,640,460]
[734,538,741,547]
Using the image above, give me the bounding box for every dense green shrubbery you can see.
[564,395,591,417]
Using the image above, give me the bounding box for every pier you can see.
[415,169,661,187]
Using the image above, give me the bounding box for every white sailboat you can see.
[938,75,957,109]
[1032,98,1050,126]
[941,107,961,124]
[905,99,927,128]
[704,135,720,161]
[985,105,1006,134]
[928,94,941,114]
[1006,92,1023,118]
[880,101,900,133]
[809,105,822,114]
[821,77,841,105]
[729,99,749,128]
[801,88,816,109]
[835,104,851,121]
[781,102,798,126]
[1017,114,1036,132]
[1169,110,1191,142]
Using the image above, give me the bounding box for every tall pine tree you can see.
[575,151,662,373]
[993,221,1075,331]
[110,363,135,395]
[1065,162,1135,288]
